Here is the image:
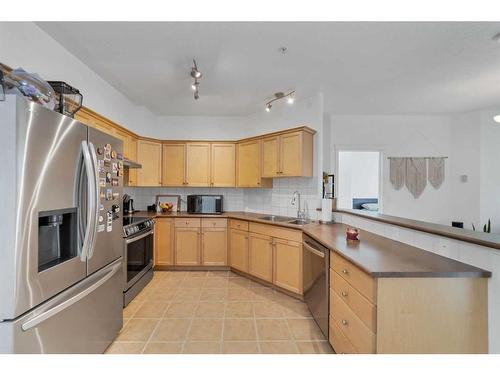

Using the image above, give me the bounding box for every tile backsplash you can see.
[124,177,322,219]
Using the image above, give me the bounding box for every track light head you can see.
[265,104,272,112]
[287,95,294,105]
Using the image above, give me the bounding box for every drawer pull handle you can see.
[342,269,349,275]
[341,291,348,297]
[341,319,348,326]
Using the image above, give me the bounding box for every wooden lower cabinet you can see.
[201,228,227,265]
[229,229,249,272]
[174,227,200,265]
[273,238,302,294]
[248,233,273,282]
[154,218,174,266]
[329,252,489,354]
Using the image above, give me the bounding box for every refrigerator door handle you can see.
[80,140,95,261]
[21,261,122,331]
[87,141,100,260]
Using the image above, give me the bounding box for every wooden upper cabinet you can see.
[112,128,130,159]
[262,136,280,177]
[186,143,211,186]
[261,129,314,178]
[237,139,272,188]
[162,143,186,186]
[127,137,138,186]
[211,143,236,187]
[154,218,174,266]
[74,110,94,127]
[137,139,162,186]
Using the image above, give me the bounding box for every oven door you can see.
[125,230,153,289]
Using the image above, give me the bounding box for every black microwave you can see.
[187,195,223,214]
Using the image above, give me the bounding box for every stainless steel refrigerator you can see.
[0,95,124,353]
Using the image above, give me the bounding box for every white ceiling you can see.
[37,22,500,116]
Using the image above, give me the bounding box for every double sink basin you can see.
[258,215,311,226]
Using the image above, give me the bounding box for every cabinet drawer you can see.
[248,222,302,242]
[330,290,376,354]
[230,219,249,231]
[330,269,377,332]
[175,218,201,228]
[202,218,227,228]
[330,252,376,303]
[329,319,358,354]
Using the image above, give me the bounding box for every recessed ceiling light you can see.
[493,115,500,123]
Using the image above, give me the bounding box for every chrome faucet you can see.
[291,191,306,220]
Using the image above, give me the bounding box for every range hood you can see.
[123,158,142,169]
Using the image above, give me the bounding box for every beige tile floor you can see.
[106,270,333,354]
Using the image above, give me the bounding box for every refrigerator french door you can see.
[0,95,124,353]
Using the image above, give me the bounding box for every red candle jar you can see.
[346,227,360,241]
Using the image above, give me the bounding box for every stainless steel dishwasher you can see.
[303,234,329,339]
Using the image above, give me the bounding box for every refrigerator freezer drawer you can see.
[0,258,123,354]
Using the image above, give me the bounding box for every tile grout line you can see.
[252,302,262,354]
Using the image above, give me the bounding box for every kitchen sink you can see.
[259,215,293,222]
[287,219,311,225]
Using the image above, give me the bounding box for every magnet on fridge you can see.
[106,172,112,183]
[111,178,119,186]
[100,204,104,211]
[99,177,106,187]
[98,215,103,223]
[116,153,123,160]
[118,161,123,170]
[100,191,105,199]
[97,147,103,155]
[106,189,113,200]
[98,224,105,233]
[111,150,117,159]
[98,159,105,173]
[112,192,119,200]
[112,162,118,173]
[117,170,122,177]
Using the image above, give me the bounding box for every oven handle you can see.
[125,229,154,244]
[303,241,325,258]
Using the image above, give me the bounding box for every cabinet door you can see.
[93,117,114,135]
[237,140,261,187]
[202,228,227,265]
[128,137,138,186]
[137,139,162,186]
[112,128,130,159]
[262,136,279,177]
[162,143,186,186]
[155,218,174,266]
[175,228,200,265]
[186,143,210,186]
[273,238,302,294]
[74,109,94,126]
[280,131,302,176]
[211,143,236,187]
[229,229,248,272]
[248,233,273,282]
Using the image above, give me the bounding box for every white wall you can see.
[329,114,453,225]
[337,151,379,209]
[479,110,500,234]
[0,22,156,131]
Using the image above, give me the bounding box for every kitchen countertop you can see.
[129,211,491,278]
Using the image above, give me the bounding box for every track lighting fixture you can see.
[190,59,202,100]
[264,90,295,112]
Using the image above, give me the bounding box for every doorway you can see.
[337,151,381,212]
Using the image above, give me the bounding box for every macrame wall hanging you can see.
[388,156,447,198]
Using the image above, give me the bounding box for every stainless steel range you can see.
[123,216,154,306]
